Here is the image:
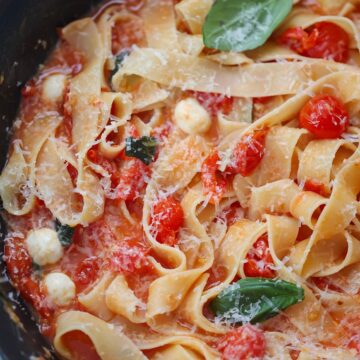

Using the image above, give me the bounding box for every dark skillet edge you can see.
[0,1,101,359]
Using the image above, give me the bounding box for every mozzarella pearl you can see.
[42,74,66,103]
[25,228,63,266]
[174,98,211,134]
[44,272,76,306]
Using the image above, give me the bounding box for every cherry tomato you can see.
[226,129,268,177]
[150,196,184,246]
[111,241,152,275]
[201,151,227,203]
[303,179,328,197]
[190,91,234,117]
[217,324,266,360]
[299,95,349,139]
[117,159,150,201]
[244,235,275,279]
[278,22,350,63]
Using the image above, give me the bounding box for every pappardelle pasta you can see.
[2,0,360,359]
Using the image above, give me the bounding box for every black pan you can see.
[0,1,101,358]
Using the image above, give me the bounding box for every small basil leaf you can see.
[55,219,74,247]
[125,136,157,165]
[203,0,293,52]
[109,50,130,84]
[32,262,42,275]
[210,277,304,324]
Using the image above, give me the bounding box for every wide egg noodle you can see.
[3,0,360,359]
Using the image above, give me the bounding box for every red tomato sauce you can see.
[61,331,101,360]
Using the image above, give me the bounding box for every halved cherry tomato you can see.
[244,235,275,279]
[201,151,227,203]
[190,91,234,117]
[278,22,350,63]
[299,95,349,139]
[226,129,268,177]
[150,196,184,246]
[217,324,266,360]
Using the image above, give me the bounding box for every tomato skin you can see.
[244,235,275,279]
[278,22,349,63]
[299,95,349,139]
[190,91,234,117]
[150,196,184,246]
[226,129,267,177]
[201,151,227,203]
[217,324,266,360]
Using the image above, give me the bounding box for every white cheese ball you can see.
[44,272,76,306]
[42,74,66,103]
[174,98,211,135]
[25,228,63,266]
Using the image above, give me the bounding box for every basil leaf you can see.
[203,0,292,52]
[109,49,130,83]
[125,136,157,165]
[55,219,74,247]
[32,262,42,274]
[210,277,304,324]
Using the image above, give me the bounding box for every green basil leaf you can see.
[203,0,293,52]
[109,50,130,84]
[210,277,304,324]
[32,261,42,275]
[55,219,75,247]
[125,136,157,165]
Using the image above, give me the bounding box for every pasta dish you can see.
[2,0,360,358]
